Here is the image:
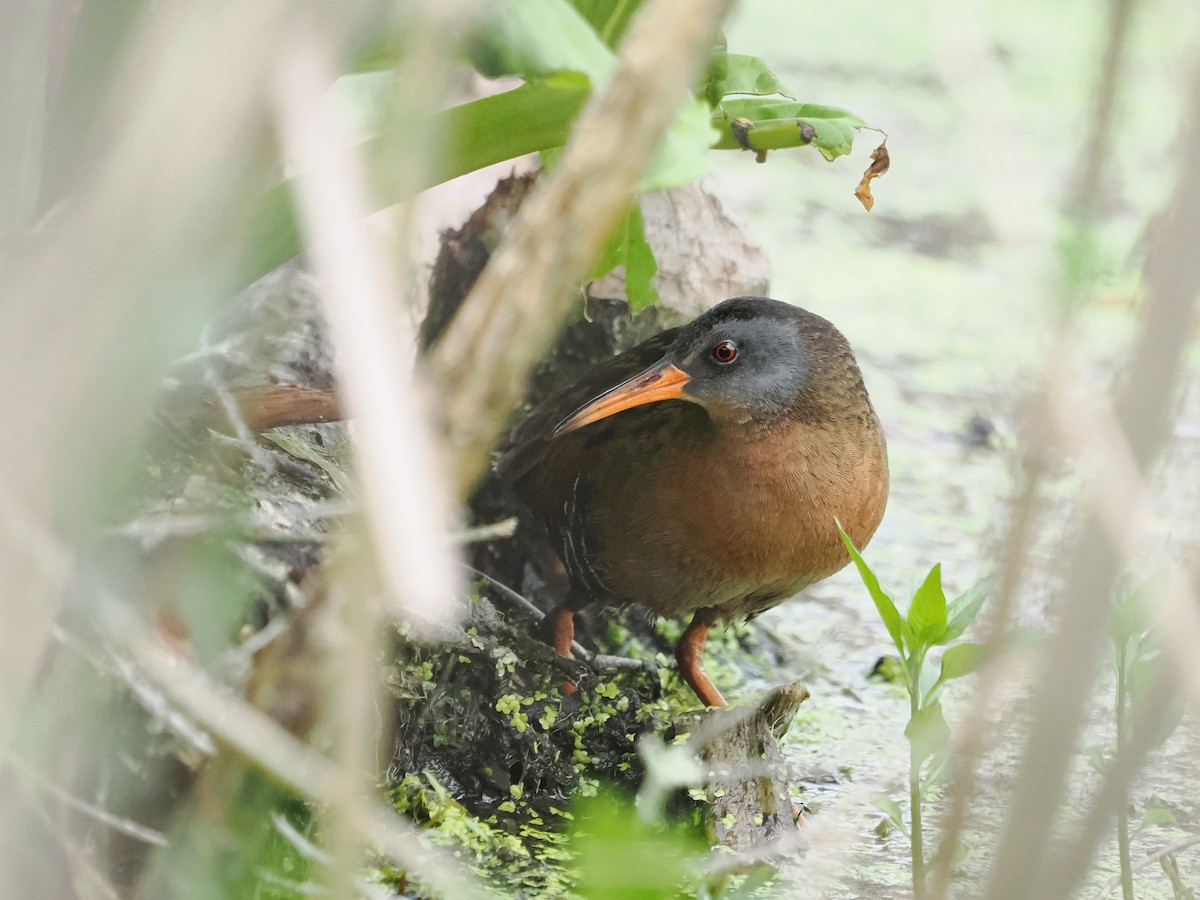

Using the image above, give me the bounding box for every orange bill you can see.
[553,361,691,436]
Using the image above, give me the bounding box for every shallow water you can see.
[705,0,1200,894]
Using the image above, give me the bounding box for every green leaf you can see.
[839,525,904,655]
[348,33,406,73]
[905,700,950,769]
[622,210,658,311]
[638,97,717,192]
[569,0,642,48]
[924,641,986,704]
[709,53,793,99]
[240,81,589,287]
[1127,654,1183,747]
[1141,806,1177,828]
[872,796,908,837]
[587,203,659,311]
[908,564,947,647]
[713,98,867,160]
[466,0,614,87]
[941,577,991,644]
[938,642,987,682]
[1109,592,1150,649]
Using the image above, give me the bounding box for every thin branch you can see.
[449,517,518,544]
[11,756,168,846]
[273,13,462,634]
[1096,835,1200,900]
[118,612,488,900]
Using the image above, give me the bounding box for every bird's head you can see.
[554,296,867,436]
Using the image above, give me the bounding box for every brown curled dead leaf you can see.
[854,138,890,212]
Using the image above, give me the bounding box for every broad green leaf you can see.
[569,0,642,48]
[241,81,589,287]
[1109,592,1150,648]
[1127,654,1183,747]
[908,564,947,647]
[872,796,908,837]
[1141,806,1176,828]
[638,97,716,192]
[839,525,904,655]
[349,33,406,73]
[709,53,793,99]
[925,641,986,704]
[622,208,658,311]
[938,642,987,682]
[941,577,991,644]
[587,203,659,311]
[467,0,614,87]
[905,700,950,769]
[713,98,866,161]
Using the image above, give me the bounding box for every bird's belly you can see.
[581,421,888,619]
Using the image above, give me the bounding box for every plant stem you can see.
[911,656,927,900]
[1115,652,1134,900]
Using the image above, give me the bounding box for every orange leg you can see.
[676,610,727,708]
[546,601,578,695]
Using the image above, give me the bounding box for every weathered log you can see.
[673,680,809,854]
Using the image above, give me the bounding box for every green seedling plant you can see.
[1095,585,1182,900]
[839,527,988,900]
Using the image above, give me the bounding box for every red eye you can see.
[712,340,738,364]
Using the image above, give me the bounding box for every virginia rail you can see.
[497,296,888,707]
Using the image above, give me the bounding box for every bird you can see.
[496,296,889,707]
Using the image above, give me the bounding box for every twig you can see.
[1007,62,1200,900]
[10,755,168,846]
[449,517,518,544]
[460,564,593,660]
[975,6,1188,899]
[1032,363,1200,900]
[230,385,344,431]
[462,564,657,672]
[274,9,462,635]
[206,369,276,473]
[117,611,488,900]
[1096,835,1200,899]
[1161,852,1197,900]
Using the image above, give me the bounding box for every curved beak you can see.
[553,360,691,436]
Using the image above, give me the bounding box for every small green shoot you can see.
[839,526,990,900]
[1105,584,1182,900]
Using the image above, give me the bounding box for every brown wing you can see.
[494,327,681,486]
